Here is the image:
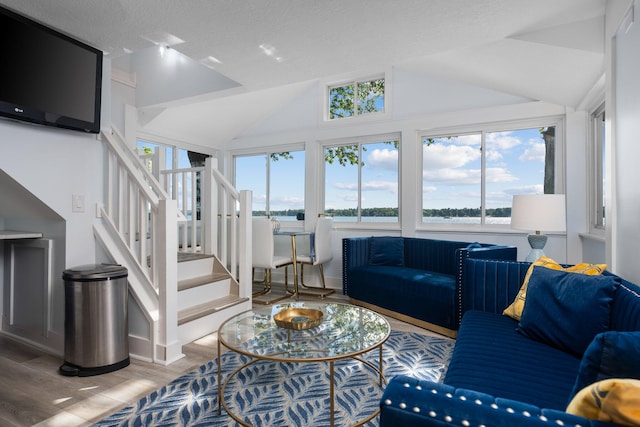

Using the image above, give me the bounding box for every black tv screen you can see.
[0,6,102,133]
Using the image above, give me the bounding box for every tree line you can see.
[257,207,512,218]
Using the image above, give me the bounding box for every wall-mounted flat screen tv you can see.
[0,6,102,134]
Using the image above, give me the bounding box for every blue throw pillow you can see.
[369,236,404,266]
[570,331,640,400]
[517,267,620,357]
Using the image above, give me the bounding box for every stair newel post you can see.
[238,190,252,299]
[155,198,184,364]
[203,157,216,255]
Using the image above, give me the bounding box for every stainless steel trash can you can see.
[59,264,129,376]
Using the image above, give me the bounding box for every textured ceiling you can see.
[0,0,609,146]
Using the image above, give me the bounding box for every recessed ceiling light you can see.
[201,56,223,68]
[142,31,185,47]
[259,44,284,62]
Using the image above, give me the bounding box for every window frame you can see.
[320,132,401,229]
[323,72,390,123]
[231,143,306,223]
[418,117,565,231]
[589,103,606,235]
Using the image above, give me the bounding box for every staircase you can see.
[176,253,248,343]
[96,127,252,364]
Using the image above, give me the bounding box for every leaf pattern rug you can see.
[94,331,453,427]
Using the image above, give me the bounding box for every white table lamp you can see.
[511,194,566,262]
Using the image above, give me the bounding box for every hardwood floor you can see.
[0,293,437,426]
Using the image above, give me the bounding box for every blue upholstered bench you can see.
[342,237,516,337]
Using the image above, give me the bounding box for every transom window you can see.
[323,134,399,223]
[421,121,560,225]
[328,77,385,120]
[234,149,305,219]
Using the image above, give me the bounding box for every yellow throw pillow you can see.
[567,378,640,426]
[502,256,606,321]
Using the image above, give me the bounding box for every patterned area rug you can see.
[94,331,454,427]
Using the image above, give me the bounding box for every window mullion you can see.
[481,132,486,224]
[357,143,362,221]
[265,153,271,216]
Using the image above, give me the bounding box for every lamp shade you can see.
[511,194,566,232]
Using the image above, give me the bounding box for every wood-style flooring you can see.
[0,293,436,426]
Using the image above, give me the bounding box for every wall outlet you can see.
[72,194,85,213]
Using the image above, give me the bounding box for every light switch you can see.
[72,194,85,213]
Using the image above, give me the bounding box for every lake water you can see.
[271,216,511,225]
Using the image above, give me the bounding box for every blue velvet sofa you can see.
[342,237,517,337]
[380,258,640,427]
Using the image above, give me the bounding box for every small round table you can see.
[217,302,391,427]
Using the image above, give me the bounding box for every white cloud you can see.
[519,141,545,162]
[485,167,518,183]
[333,180,397,192]
[423,143,480,169]
[423,168,481,184]
[502,184,545,196]
[333,182,358,190]
[270,195,304,208]
[367,148,398,170]
[485,150,503,162]
[486,131,522,150]
[362,180,397,193]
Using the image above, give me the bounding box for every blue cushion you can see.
[445,311,581,410]
[570,331,640,400]
[517,267,620,357]
[369,236,404,266]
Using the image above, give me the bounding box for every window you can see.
[323,134,399,223]
[591,104,606,230]
[328,77,385,120]
[421,122,559,225]
[234,149,305,219]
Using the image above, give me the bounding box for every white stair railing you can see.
[159,157,252,288]
[98,127,252,363]
[159,167,202,253]
[100,128,181,363]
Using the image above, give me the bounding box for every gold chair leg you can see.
[253,266,293,305]
[252,268,271,298]
[299,263,335,298]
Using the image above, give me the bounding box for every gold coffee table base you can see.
[218,348,386,427]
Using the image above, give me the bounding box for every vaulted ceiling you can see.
[0,0,608,147]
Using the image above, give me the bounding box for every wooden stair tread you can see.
[178,272,230,291]
[177,252,214,263]
[178,296,249,325]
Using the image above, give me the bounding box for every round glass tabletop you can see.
[218,301,391,362]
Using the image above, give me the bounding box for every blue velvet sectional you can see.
[380,258,640,427]
[342,237,517,337]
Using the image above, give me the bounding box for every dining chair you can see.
[252,217,293,304]
[297,216,335,298]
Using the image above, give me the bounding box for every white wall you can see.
[612,0,640,282]
[0,121,103,267]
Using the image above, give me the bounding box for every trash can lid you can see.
[63,263,128,281]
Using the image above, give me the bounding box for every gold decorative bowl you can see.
[274,308,323,330]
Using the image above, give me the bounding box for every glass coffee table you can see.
[217,302,391,427]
